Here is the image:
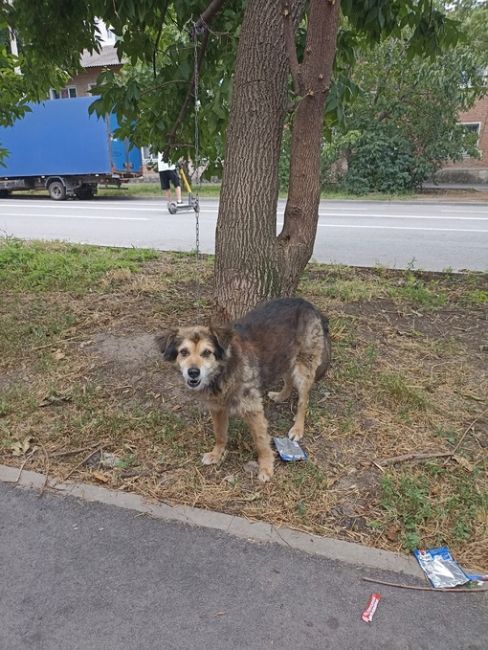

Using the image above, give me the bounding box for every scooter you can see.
[167,165,199,214]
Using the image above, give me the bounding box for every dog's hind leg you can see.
[268,374,293,403]
[202,407,229,466]
[288,364,315,441]
[243,409,274,482]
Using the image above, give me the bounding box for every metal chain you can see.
[192,22,203,321]
[193,29,200,259]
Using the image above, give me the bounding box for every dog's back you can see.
[234,298,331,386]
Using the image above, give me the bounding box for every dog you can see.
[156,297,331,482]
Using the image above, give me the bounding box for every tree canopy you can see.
[1,0,469,171]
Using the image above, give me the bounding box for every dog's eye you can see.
[179,348,189,357]
[201,349,213,358]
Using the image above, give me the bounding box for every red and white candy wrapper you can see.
[361,593,381,623]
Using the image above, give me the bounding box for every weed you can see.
[460,289,488,306]
[387,272,447,308]
[290,462,327,492]
[377,372,429,411]
[115,454,137,470]
[433,425,457,445]
[380,468,488,551]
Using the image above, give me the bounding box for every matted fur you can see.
[156,298,331,482]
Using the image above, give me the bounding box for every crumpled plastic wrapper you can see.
[273,437,307,462]
[413,547,470,588]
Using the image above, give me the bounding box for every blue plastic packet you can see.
[273,437,307,462]
[413,547,470,589]
[465,573,488,584]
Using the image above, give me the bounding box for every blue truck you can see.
[0,96,142,200]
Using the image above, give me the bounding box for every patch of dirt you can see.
[90,332,158,365]
[343,298,488,360]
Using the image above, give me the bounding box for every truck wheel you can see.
[48,180,66,201]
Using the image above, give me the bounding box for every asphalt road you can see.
[1,481,487,650]
[1,195,487,272]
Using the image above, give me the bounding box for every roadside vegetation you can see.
[11,183,488,203]
[1,238,486,568]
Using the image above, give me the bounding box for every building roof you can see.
[80,44,122,68]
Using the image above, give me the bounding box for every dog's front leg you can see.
[243,410,274,482]
[202,407,229,466]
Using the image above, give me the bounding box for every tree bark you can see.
[215,0,340,320]
[278,0,341,295]
[215,0,306,320]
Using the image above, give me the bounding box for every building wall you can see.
[456,94,488,169]
[68,65,123,97]
[436,94,488,182]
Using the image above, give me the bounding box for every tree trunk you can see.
[215,0,340,320]
[215,0,305,321]
[278,0,341,295]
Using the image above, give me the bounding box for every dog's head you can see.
[156,325,233,391]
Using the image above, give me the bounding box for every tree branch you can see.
[374,451,453,467]
[164,0,227,151]
[192,0,227,36]
[362,577,487,593]
[166,29,210,149]
[282,1,303,96]
[153,1,170,79]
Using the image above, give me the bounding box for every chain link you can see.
[192,22,203,320]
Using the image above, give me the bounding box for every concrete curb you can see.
[0,463,424,578]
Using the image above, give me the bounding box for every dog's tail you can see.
[315,313,332,381]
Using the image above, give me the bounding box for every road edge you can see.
[0,463,423,578]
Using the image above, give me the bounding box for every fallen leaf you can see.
[385,522,402,542]
[453,455,474,472]
[11,436,33,456]
[92,471,109,483]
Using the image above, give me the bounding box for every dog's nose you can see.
[188,367,200,379]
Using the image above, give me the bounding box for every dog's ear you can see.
[155,329,179,362]
[210,324,233,360]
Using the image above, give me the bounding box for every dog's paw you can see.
[257,465,273,482]
[202,450,222,465]
[288,425,304,441]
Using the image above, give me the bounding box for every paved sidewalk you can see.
[1,481,487,650]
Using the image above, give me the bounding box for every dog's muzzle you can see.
[186,367,201,388]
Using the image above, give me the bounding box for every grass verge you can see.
[1,238,486,569]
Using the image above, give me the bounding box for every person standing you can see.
[157,153,182,204]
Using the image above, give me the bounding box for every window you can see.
[142,146,157,165]
[49,86,77,100]
[460,123,481,159]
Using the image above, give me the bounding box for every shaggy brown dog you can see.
[156,298,331,482]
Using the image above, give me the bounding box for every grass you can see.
[0,238,159,292]
[98,182,223,198]
[14,181,488,202]
[0,239,487,569]
[379,465,488,551]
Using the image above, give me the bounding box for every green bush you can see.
[344,131,420,194]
